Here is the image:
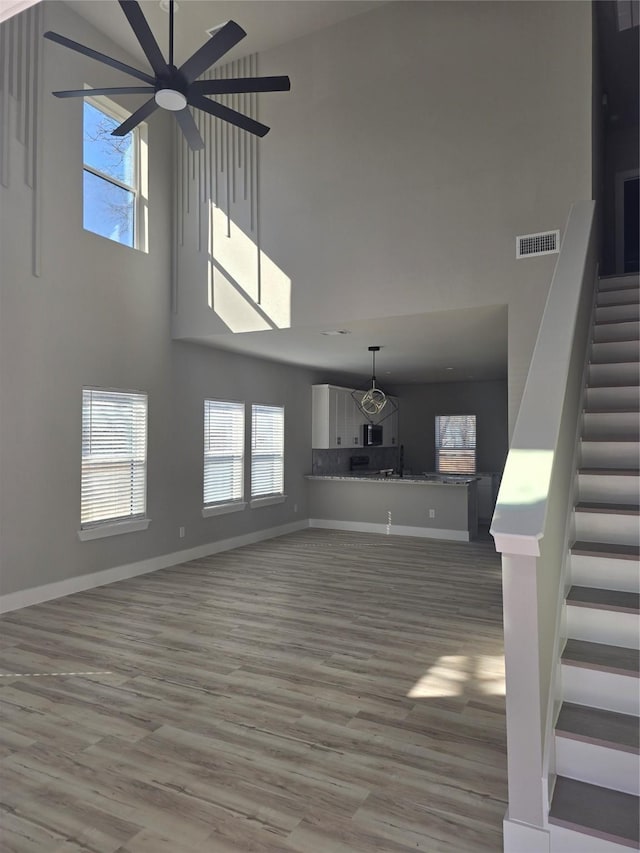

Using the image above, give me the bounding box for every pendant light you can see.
[361,346,387,415]
[352,346,398,422]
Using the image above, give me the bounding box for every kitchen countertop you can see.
[305,474,477,485]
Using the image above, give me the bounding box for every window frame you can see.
[435,414,477,475]
[78,386,150,541]
[202,398,247,518]
[82,93,148,252]
[250,403,286,508]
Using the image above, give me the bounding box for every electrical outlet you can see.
[179,526,186,538]
[428,509,435,519]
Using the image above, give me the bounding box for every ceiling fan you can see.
[44,0,291,150]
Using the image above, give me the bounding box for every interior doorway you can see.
[615,170,639,273]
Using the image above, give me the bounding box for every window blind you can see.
[81,389,147,526]
[435,414,477,474]
[251,404,284,498]
[204,400,245,506]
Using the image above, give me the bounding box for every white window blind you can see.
[251,404,284,498]
[435,414,477,474]
[81,389,147,527]
[204,400,245,506]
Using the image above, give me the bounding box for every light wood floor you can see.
[0,528,506,852]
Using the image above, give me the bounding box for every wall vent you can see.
[516,230,560,259]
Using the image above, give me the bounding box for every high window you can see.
[83,98,148,250]
[435,415,477,474]
[251,404,284,499]
[204,400,245,509]
[81,389,148,532]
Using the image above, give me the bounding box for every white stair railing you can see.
[491,200,597,852]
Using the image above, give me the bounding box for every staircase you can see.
[549,273,640,852]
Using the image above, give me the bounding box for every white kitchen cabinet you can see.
[381,399,399,446]
[312,385,365,449]
[367,395,398,446]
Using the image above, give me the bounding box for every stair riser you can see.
[581,441,640,469]
[574,512,640,548]
[566,605,640,650]
[585,386,640,410]
[582,412,640,440]
[591,341,640,365]
[571,554,640,594]
[599,276,640,292]
[555,737,640,795]
[596,304,640,324]
[561,664,640,715]
[578,473,640,505]
[550,824,640,853]
[592,322,640,344]
[597,288,640,306]
[588,362,640,388]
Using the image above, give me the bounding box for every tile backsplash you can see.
[311,447,400,476]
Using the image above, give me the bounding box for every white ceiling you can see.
[63,0,386,67]
[188,305,508,386]
[60,0,508,385]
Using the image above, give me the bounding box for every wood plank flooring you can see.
[0,528,506,852]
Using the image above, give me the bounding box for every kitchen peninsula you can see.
[306,473,479,541]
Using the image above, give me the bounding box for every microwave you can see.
[363,423,383,446]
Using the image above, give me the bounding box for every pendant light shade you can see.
[352,346,398,424]
[361,346,387,415]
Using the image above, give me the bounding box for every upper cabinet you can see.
[312,384,398,449]
[312,385,363,448]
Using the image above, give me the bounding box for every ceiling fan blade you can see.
[192,76,291,95]
[189,93,270,137]
[111,97,158,136]
[117,0,166,77]
[43,31,155,85]
[175,108,205,151]
[53,86,154,98]
[179,21,246,84]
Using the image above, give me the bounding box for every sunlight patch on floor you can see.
[408,654,505,699]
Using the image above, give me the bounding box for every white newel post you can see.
[496,537,551,852]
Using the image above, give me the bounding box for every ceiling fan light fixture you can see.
[155,87,187,110]
[45,0,290,150]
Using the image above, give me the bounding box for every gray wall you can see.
[0,4,317,597]
[390,380,509,475]
[308,479,472,536]
[173,0,593,433]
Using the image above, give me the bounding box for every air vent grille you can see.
[516,230,560,259]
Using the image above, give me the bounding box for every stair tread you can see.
[583,408,640,414]
[572,541,640,560]
[575,501,640,515]
[579,468,640,476]
[592,336,640,342]
[556,701,640,753]
[594,318,640,326]
[594,303,640,309]
[581,435,640,442]
[567,585,640,614]
[562,639,640,676]
[549,777,640,845]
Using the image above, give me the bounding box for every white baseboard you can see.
[504,814,550,852]
[308,518,469,541]
[0,519,309,614]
